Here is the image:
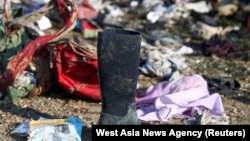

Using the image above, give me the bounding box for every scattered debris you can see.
[11,117,83,141]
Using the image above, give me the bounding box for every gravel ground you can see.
[1,51,250,141]
[1,2,250,140]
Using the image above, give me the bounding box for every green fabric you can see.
[5,85,34,100]
[84,29,98,39]
[0,20,33,100]
[0,21,31,71]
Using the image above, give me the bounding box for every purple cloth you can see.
[136,75,224,122]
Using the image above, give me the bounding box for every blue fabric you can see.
[14,0,47,15]
[22,3,44,15]
[74,20,82,31]
[65,117,83,137]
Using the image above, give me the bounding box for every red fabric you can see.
[53,43,101,100]
[0,0,100,100]
[0,0,77,91]
[77,0,97,19]
[81,20,96,30]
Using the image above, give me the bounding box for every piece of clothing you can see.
[203,76,241,94]
[12,0,50,15]
[0,23,31,71]
[136,74,224,123]
[0,19,34,100]
[140,45,187,80]
[77,0,97,19]
[0,0,77,100]
[202,35,234,57]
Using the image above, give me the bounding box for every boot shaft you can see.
[97,29,141,124]
[97,29,141,105]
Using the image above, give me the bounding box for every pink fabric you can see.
[77,0,97,19]
[136,75,224,122]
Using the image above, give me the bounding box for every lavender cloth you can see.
[136,75,224,122]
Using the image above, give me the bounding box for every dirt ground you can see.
[1,49,250,141]
[1,1,250,140]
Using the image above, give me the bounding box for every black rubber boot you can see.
[97,29,141,125]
